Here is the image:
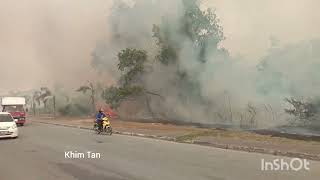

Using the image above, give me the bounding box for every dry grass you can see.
[176,128,320,146]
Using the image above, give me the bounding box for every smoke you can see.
[206,0,320,60]
[257,39,320,98]
[1,0,320,127]
[92,0,320,128]
[0,0,112,91]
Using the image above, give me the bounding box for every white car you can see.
[0,112,18,138]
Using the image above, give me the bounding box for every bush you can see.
[284,97,320,125]
[58,103,91,117]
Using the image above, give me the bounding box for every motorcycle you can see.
[93,117,112,135]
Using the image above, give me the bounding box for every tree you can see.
[102,48,163,117]
[76,81,96,115]
[153,0,224,65]
[117,48,148,87]
[102,86,144,110]
[102,48,147,109]
[39,87,53,109]
[284,97,318,125]
[152,24,179,65]
[151,0,225,106]
[32,87,52,108]
[181,0,224,49]
[95,0,226,121]
[31,87,55,115]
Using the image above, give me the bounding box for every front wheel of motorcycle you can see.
[93,126,101,134]
[104,126,112,136]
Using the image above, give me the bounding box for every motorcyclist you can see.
[96,109,106,131]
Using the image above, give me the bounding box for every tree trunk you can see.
[53,96,56,119]
[145,95,155,120]
[32,97,36,116]
[91,89,96,116]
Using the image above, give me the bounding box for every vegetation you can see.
[76,81,96,115]
[57,102,91,117]
[284,97,319,125]
[31,87,55,114]
[102,48,147,109]
[101,0,225,117]
[153,0,224,65]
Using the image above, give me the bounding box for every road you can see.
[0,121,320,180]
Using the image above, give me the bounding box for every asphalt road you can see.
[0,121,320,180]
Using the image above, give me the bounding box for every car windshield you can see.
[0,115,13,122]
[3,105,24,112]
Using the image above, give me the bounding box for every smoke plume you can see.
[93,0,320,127]
[1,0,320,128]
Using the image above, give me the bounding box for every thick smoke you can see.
[1,0,320,128]
[93,0,320,128]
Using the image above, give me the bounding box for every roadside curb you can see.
[33,120,320,161]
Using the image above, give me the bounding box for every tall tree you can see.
[153,0,224,65]
[152,0,225,106]
[95,0,226,120]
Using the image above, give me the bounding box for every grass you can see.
[176,128,320,146]
[176,129,228,142]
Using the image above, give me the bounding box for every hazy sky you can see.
[0,0,319,91]
[0,0,112,91]
[206,0,320,60]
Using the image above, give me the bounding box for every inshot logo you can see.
[261,158,310,171]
